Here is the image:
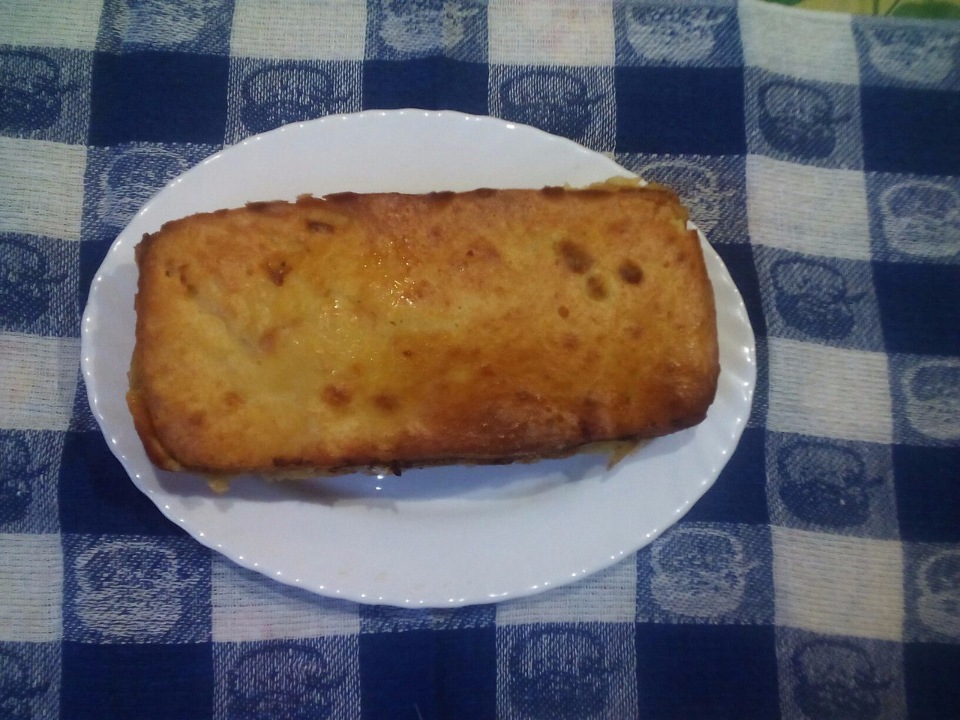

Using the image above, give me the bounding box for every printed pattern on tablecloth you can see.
[63,534,211,644]
[95,0,237,55]
[0,234,78,338]
[775,627,908,720]
[744,68,865,170]
[866,172,960,264]
[853,16,960,91]
[367,0,489,62]
[489,64,616,150]
[0,640,61,720]
[754,247,885,350]
[0,46,92,145]
[224,58,361,144]
[636,522,775,625]
[214,637,361,720]
[904,542,960,643]
[766,432,899,539]
[0,430,62,535]
[0,1,957,718]
[81,143,218,239]
[615,1,743,68]
[496,622,639,720]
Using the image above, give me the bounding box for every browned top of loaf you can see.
[127,184,719,474]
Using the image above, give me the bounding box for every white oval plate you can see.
[82,109,756,608]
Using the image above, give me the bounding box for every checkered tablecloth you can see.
[2,1,959,718]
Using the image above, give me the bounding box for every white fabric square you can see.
[496,555,637,625]
[0,0,103,50]
[738,0,860,85]
[768,339,892,444]
[746,156,871,260]
[0,333,80,432]
[230,0,367,60]
[0,534,63,642]
[772,527,903,641]
[212,558,360,640]
[488,0,615,66]
[0,138,86,241]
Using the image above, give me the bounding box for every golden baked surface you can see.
[127,184,719,474]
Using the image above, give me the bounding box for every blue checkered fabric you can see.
[1,1,958,718]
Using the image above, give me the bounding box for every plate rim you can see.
[81,108,756,607]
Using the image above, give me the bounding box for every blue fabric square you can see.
[767,433,898,539]
[61,642,213,720]
[359,628,496,720]
[89,51,228,145]
[225,59,361,145]
[0,233,78,337]
[711,243,768,429]
[903,643,960,719]
[904,542,960,643]
[894,445,960,543]
[365,0,488,62]
[0,430,62,534]
[63,534,212,644]
[636,522,774,625]
[0,46,92,144]
[362,58,488,115]
[615,66,745,155]
[745,68,864,170]
[69,368,100,433]
[749,336,769,430]
[862,86,960,176]
[215,637,360,720]
[889,354,960,446]
[0,641,60,720]
[866,171,960,264]
[874,261,960,355]
[755,247,885,351]
[711,243,767,338]
[614,2,743,68]
[491,65,616,150]
[684,428,768,525]
[635,624,779,719]
[78,237,110,305]
[776,629,906,720]
[96,0,236,55]
[617,153,748,244]
[59,431,180,535]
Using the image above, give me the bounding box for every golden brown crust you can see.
[127,183,719,475]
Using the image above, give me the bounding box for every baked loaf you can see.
[127,181,719,475]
